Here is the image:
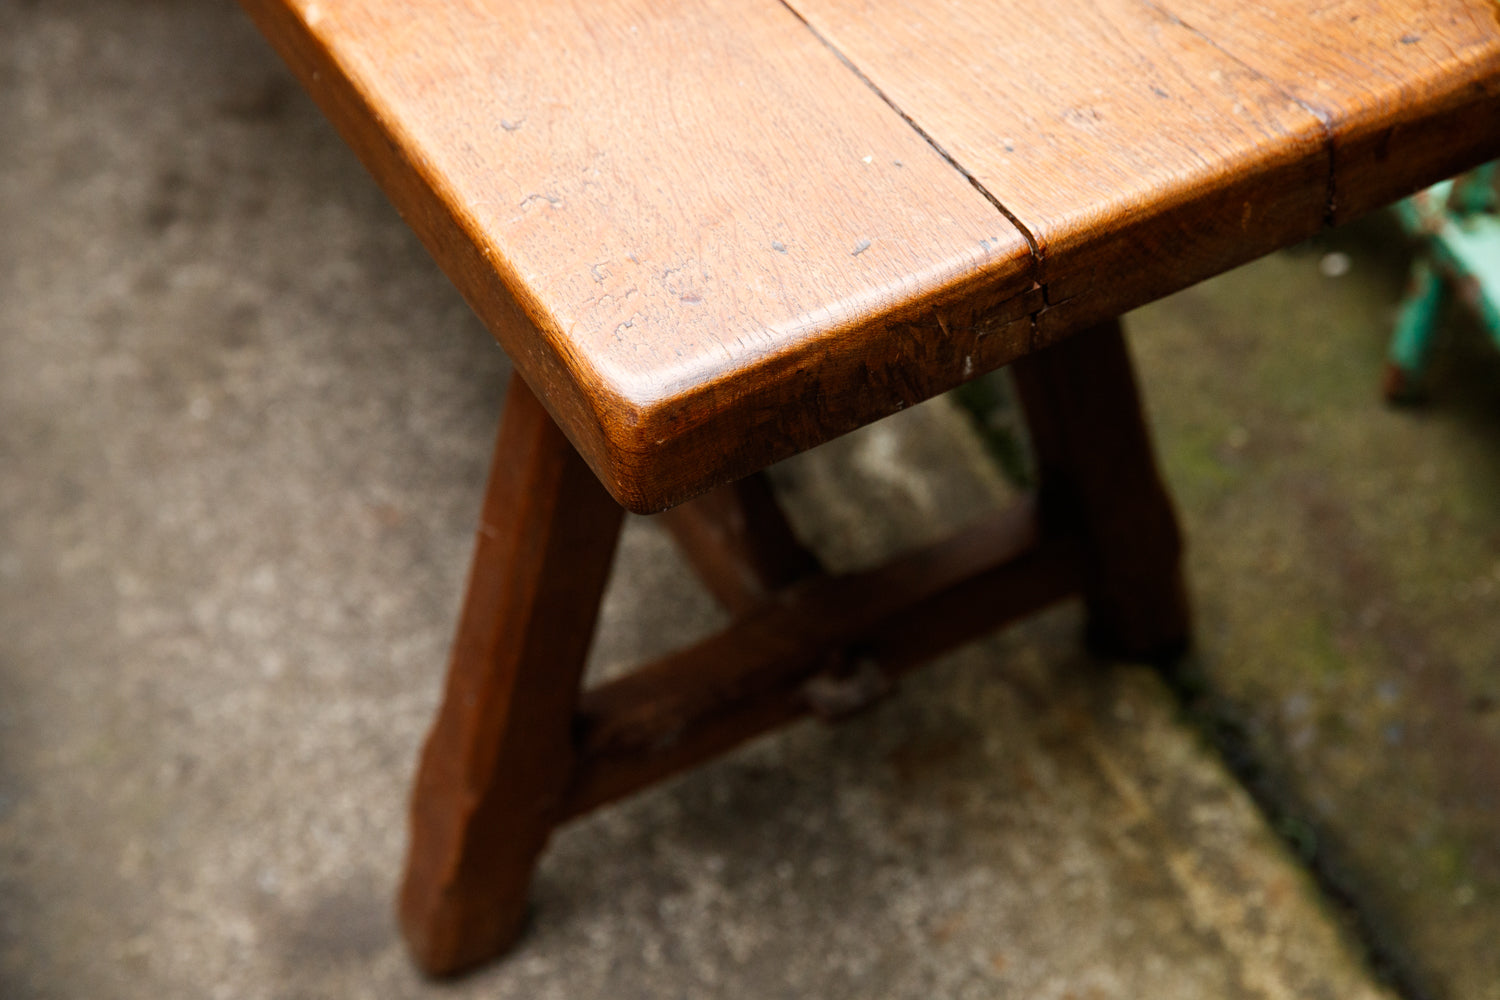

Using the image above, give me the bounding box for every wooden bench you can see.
[238,0,1500,975]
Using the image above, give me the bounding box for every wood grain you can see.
[240,0,1500,510]
[660,473,822,614]
[236,0,1035,511]
[1011,320,1189,658]
[398,375,623,976]
[781,0,1500,342]
[781,0,1334,342]
[1151,0,1500,224]
[562,497,1080,818]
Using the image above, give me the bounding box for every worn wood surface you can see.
[240,0,1500,508]
[783,0,1500,343]
[660,473,822,614]
[563,497,1079,819]
[1011,321,1189,658]
[397,375,623,976]
[1154,0,1500,225]
[235,0,1035,512]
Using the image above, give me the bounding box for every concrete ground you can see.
[1,2,1494,998]
[1130,215,1500,1000]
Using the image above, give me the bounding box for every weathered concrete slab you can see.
[1132,221,1500,1000]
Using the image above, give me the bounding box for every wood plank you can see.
[561,497,1081,818]
[398,374,624,976]
[1010,320,1189,658]
[236,0,1037,512]
[660,473,822,614]
[1150,0,1500,224]
[781,0,1335,342]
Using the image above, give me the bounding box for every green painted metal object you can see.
[1385,162,1500,401]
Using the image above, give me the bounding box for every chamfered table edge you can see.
[236,0,1500,512]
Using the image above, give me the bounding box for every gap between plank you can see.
[1135,0,1340,227]
[774,0,1048,289]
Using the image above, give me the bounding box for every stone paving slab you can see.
[0,2,1397,997]
[1130,220,1500,1000]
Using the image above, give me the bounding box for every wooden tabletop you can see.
[239,0,1500,511]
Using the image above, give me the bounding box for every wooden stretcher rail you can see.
[562,497,1081,819]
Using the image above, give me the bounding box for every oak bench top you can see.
[239,0,1500,511]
